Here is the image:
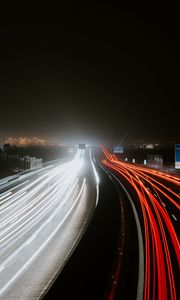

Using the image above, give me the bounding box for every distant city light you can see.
[4,137,46,146]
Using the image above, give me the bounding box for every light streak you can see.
[0,148,98,297]
[90,148,99,207]
[101,147,180,300]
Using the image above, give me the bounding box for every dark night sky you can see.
[0,5,180,144]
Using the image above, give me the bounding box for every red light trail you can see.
[101,147,179,300]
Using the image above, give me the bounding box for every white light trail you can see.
[0,148,98,299]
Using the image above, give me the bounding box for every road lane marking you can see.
[172,214,177,221]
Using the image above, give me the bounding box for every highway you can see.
[101,147,180,300]
[0,148,99,299]
[0,145,179,300]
